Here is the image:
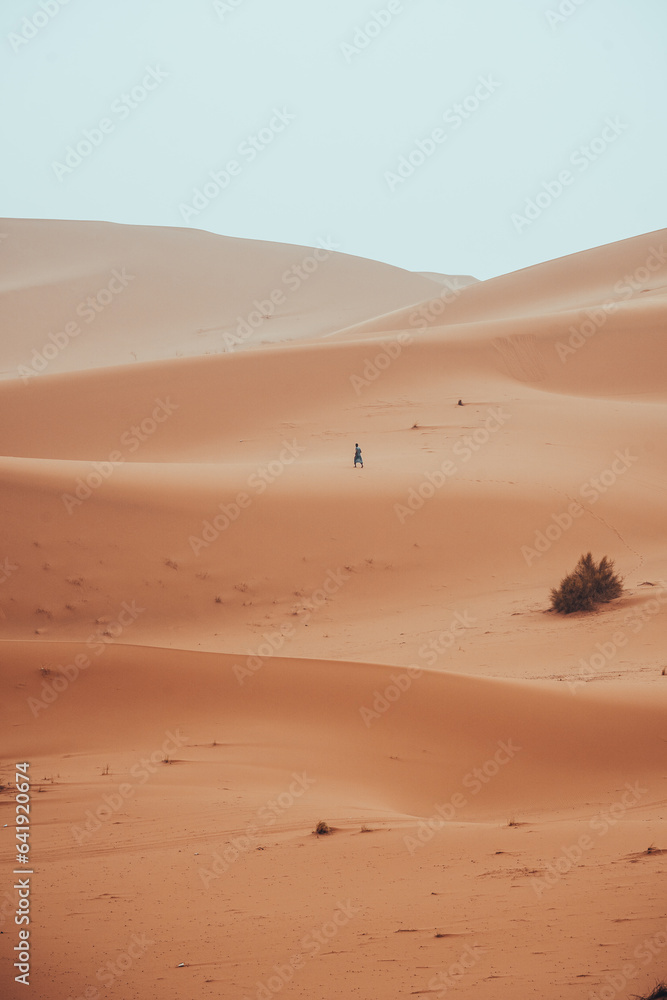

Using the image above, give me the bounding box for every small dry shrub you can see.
[550,553,622,614]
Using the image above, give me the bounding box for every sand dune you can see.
[331,228,667,335]
[5,639,667,818]
[0,218,445,378]
[2,220,667,999]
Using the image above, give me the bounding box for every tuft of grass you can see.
[550,552,623,614]
[315,820,332,836]
[214,595,223,604]
[633,985,667,1000]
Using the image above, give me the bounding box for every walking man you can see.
[354,443,363,469]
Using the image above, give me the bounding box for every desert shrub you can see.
[634,986,667,1000]
[315,820,332,835]
[550,552,622,614]
[550,570,597,614]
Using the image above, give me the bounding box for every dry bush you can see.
[550,552,622,614]
[633,985,667,1000]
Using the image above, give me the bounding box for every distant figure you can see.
[354,443,363,468]
[457,399,463,406]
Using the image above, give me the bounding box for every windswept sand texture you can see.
[2,220,667,999]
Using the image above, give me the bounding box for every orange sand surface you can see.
[1,219,666,999]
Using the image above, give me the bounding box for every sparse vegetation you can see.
[634,985,667,1000]
[550,552,623,614]
[315,820,332,836]
[165,559,178,570]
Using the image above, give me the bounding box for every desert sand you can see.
[1,218,667,999]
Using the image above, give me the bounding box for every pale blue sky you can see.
[1,0,665,279]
